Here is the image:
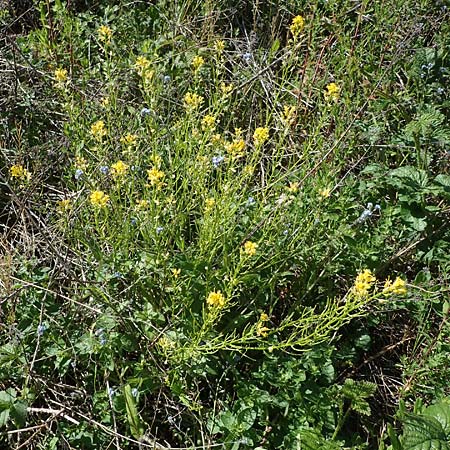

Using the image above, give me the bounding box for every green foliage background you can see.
[1,0,449,448]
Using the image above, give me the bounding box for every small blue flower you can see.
[112,272,123,279]
[74,169,84,180]
[436,87,445,95]
[99,335,107,346]
[163,75,171,84]
[374,204,381,212]
[246,196,256,206]
[108,387,116,397]
[141,107,152,117]
[242,52,252,63]
[156,226,164,234]
[131,217,138,226]
[131,388,138,397]
[99,165,109,175]
[37,324,47,336]
[212,155,224,168]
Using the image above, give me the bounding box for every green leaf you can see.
[124,385,144,440]
[402,413,450,450]
[0,409,10,427]
[11,401,28,428]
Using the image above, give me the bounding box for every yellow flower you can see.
[260,312,269,322]
[352,269,376,298]
[211,133,222,144]
[214,40,225,54]
[183,92,204,111]
[98,25,113,42]
[243,165,254,176]
[192,55,205,71]
[204,197,215,212]
[134,56,151,76]
[201,114,216,131]
[111,160,129,178]
[136,199,149,210]
[319,187,331,198]
[75,156,87,170]
[120,133,138,147]
[253,127,269,146]
[325,82,341,102]
[100,97,109,107]
[206,291,226,309]
[286,182,299,193]
[57,199,72,213]
[91,120,106,140]
[147,167,165,187]
[171,268,181,278]
[290,15,305,37]
[225,139,245,157]
[282,105,297,126]
[256,322,270,337]
[54,68,68,83]
[243,240,258,257]
[220,82,233,97]
[234,128,243,138]
[9,164,31,181]
[90,190,110,208]
[383,277,407,296]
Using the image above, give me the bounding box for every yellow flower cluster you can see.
[286,182,299,193]
[352,269,376,298]
[253,127,269,146]
[90,190,110,208]
[201,114,216,131]
[134,56,151,76]
[136,199,149,210]
[54,68,68,83]
[192,55,205,71]
[243,240,258,256]
[75,156,87,170]
[204,197,215,212]
[91,120,107,140]
[206,291,226,309]
[147,167,165,188]
[111,160,129,178]
[98,25,113,42]
[325,82,340,102]
[220,82,233,97]
[383,277,407,295]
[214,40,225,54]
[319,187,331,199]
[225,139,245,158]
[290,15,305,37]
[282,105,297,127]
[120,133,137,147]
[184,92,204,111]
[57,199,72,213]
[256,312,270,337]
[171,268,181,278]
[9,164,31,181]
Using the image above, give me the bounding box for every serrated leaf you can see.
[402,413,450,450]
[424,402,450,436]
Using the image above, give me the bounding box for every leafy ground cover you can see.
[1,0,449,448]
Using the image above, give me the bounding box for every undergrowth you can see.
[1,0,449,449]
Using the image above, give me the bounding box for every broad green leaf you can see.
[11,401,28,428]
[402,413,450,450]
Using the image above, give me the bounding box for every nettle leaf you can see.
[434,175,450,197]
[402,414,449,450]
[388,166,429,191]
[401,400,450,450]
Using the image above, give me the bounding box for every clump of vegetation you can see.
[1,0,449,448]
